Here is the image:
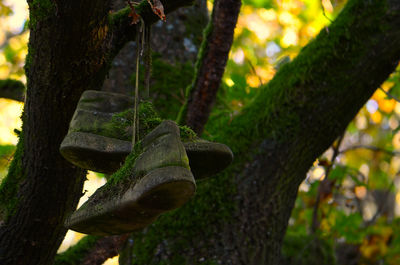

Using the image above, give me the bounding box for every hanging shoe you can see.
[65,120,196,235]
[60,90,233,178]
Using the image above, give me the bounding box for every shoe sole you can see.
[60,131,131,174]
[60,132,233,178]
[65,166,195,235]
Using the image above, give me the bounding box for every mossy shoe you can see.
[60,90,135,173]
[60,90,233,177]
[65,120,196,235]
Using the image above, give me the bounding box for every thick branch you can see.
[340,145,400,156]
[81,235,129,265]
[0,1,113,264]
[126,0,400,264]
[221,0,400,263]
[0,79,25,102]
[54,235,129,265]
[179,0,241,134]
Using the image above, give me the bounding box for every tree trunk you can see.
[122,0,400,264]
[0,0,193,264]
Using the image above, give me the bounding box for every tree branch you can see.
[54,236,100,265]
[0,79,25,102]
[55,234,129,265]
[108,0,195,60]
[340,144,400,156]
[125,0,400,263]
[81,235,129,265]
[311,133,345,233]
[178,0,241,134]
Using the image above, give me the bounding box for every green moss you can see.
[129,53,194,121]
[76,100,198,143]
[178,125,197,142]
[92,122,196,193]
[108,6,131,28]
[182,4,209,48]
[0,145,16,171]
[24,43,34,74]
[106,100,162,140]
[28,0,55,28]
[54,235,101,265]
[0,132,25,221]
[176,16,214,125]
[0,79,25,92]
[106,141,143,186]
[121,0,392,263]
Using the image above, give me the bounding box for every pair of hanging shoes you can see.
[60,90,233,179]
[65,120,195,235]
[62,91,233,235]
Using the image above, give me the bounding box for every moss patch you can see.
[123,0,391,263]
[106,141,143,186]
[107,100,162,140]
[72,100,198,143]
[28,0,56,28]
[0,132,25,221]
[54,235,101,265]
[130,53,194,121]
[0,79,25,92]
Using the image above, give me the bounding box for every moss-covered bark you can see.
[0,79,25,102]
[177,0,241,134]
[0,0,194,264]
[119,0,400,264]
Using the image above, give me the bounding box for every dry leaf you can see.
[147,0,166,21]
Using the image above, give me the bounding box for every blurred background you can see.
[1,0,400,264]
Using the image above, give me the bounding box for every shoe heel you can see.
[133,166,196,211]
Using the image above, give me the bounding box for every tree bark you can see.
[54,1,209,263]
[0,79,25,102]
[0,0,193,264]
[180,0,241,134]
[120,0,400,264]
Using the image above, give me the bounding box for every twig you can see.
[339,145,400,156]
[247,59,263,86]
[364,181,395,227]
[180,0,242,134]
[379,86,400,103]
[311,132,345,233]
[321,0,333,23]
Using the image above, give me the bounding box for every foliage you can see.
[0,1,12,17]
[282,231,336,265]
